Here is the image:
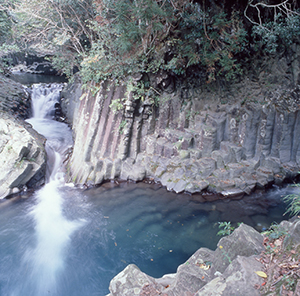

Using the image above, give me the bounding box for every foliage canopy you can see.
[0,0,300,86]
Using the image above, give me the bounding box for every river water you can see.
[0,80,296,295]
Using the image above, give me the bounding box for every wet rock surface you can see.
[0,74,30,118]
[0,74,48,198]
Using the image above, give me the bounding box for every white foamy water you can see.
[30,83,63,119]
[20,181,84,296]
[18,83,84,295]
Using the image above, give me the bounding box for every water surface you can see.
[0,182,294,296]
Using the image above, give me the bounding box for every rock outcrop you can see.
[105,223,265,296]
[0,112,46,199]
[63,77,300,197]
[106,219,300,295]
[7,53,58,76]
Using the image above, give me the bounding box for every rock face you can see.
[106,223,265,296]
[0,113,46,199]
[63,77,300,197]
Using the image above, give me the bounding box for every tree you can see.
[81,0,247,84]
[0,0,18,73]
[10,0,95,77]
[245,0,300,54]
[1,0,299,85]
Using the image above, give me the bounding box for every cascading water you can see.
[11,83,84,296]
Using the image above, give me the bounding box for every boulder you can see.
[0,113,46,198]
[282,219,300,249]
[195,255,264,296]
[107,264,164,296]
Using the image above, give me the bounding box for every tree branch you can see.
[244,0,300,29]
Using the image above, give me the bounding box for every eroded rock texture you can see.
[0,74,30,118]
[105,219,300,296]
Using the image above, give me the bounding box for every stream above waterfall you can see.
[0,77,296,296]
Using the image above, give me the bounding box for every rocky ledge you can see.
[0,75,47,198]
[106,220,300,296]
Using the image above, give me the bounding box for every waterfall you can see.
[13,83,84,296]
[30,83,62,119]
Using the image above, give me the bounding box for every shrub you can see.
[252,14,300,54]
[283,184,300,217]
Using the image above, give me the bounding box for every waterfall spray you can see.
[18,83,83,296]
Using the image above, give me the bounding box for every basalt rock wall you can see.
[63,76,300,197]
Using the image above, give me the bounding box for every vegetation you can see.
[0,0,300,96]
[260,222,300,295]
[0,0,18,73]
[80,1,248,85]
[216,221,243,236]
[216,221,235,236]
[284,184,300,217]
[262,222,287,240]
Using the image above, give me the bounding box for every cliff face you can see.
[62,72,300,197]
[0,74,31,118]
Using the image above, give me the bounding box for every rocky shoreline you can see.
[0,59,300,295]
[105,219,300,296]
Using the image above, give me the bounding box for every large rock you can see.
[8,52,58,75]
[0,113,46,198]
[107,264,162,296]
[106,224,265,296]
[106,219,300,296]
[195,255,263,296]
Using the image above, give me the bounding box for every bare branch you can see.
[244,0,300,29]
